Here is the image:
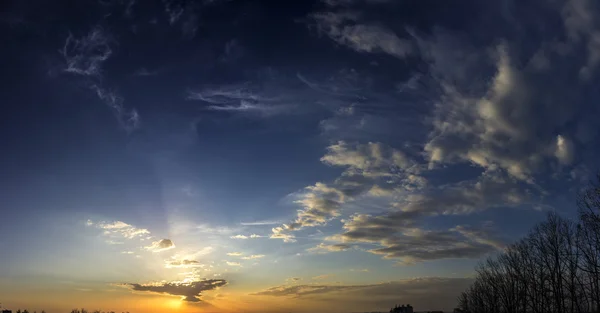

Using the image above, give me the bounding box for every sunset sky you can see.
[1,0,600,312]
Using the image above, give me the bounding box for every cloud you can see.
[123,279,227,302]
[308,243,352,253]
[415,10,600,181]
[312,274,335,280]
[272,142,425,241]
[316,171,527,260]
[226,261,241,267]
[132,67,160,77]
[60,26,112,77]
[270,227,297,243]
[161,0,199,38]
[322,0,392,6]
[165,259,203,269]
[331,211,506,264]
[187,82,292,117]
[287,277,302,282]
[321,141,423,181]
[59,26,140,132]
[87,220,151,239]
[90,85,141,132]
[241,254,265,260]
[349,268,370,272]
[145,239,175,252]
[226,252,243,256]
[239,220,282,226]
[310,12,413,58]
[197,224,241,235]
[230,234,262,239]
[251,277,472,310]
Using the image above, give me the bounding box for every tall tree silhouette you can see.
[456,176,600,313]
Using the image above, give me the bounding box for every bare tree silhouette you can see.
[456,175,600,313]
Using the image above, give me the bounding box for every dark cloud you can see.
[252,283,365,297]
[124,279,227,302]
[308,243,353,253]
[252,277,473,311]
[332,212,506,264]
[145,239,175,252]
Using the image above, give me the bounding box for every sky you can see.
[1,0,599,312]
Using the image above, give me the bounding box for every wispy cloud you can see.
[241,254,265,260]
[187,83,293,117]
[132,67,160,77]
[165,259,204,269]
[87,219,150,239]
[308,243,352,253]
[106,240,124,245]
[309,12,413,58]
[349,268,370,272]
[230,234,263,239]
[59,26,140,132]
[90,84,140,132]
[240,220,282,226]
[60,26,112,77]
[312,274,335,280]
[226,261,241,267]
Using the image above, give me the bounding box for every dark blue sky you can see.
[1,0,599,312]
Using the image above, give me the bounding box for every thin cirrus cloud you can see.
[58,26,140,132]
[224,253,265,260]
[239,220,282,226]
[186,82,294,116]
[312,274,335,280]
[60,26,112,77]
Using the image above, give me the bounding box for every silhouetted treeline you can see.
[456,176,600,313]
[70,309,128,313]
[9,309,129,313]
